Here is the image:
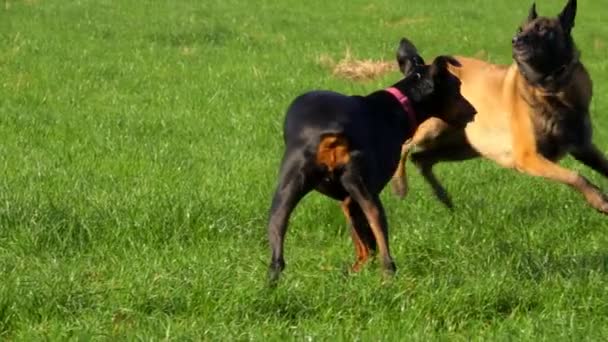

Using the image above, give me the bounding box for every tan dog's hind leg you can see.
[411,143,479,209]
[514,153,608,213]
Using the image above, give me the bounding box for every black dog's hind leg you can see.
[341,197,377,272]
[340,153,396,275]
[267,154,313,286]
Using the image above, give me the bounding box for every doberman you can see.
[267,38,476,285]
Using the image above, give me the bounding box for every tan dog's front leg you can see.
[391,140,413,198]
[391,118,452,199]
[571,144,608,178]
[515,153,608,214]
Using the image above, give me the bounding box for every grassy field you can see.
[1,0,608,339]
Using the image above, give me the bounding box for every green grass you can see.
[1,0,608,339]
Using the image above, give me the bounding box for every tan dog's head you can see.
[512,0,578,82]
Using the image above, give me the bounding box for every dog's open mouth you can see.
[513,44,533,60]
[512,35,533,59]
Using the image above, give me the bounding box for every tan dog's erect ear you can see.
[528,3,538,22]
[559,0,576,33]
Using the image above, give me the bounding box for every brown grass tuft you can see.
[594,38,606,51]
[319,49,397,81]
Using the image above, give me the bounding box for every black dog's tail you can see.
[316,132,351,172]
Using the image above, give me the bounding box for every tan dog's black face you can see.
[512,0,577,76]
[427,57,476,129]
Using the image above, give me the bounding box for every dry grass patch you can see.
[318,49,396,81]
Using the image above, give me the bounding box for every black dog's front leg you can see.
[340,153,396,275]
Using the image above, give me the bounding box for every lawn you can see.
[1,0,608,339]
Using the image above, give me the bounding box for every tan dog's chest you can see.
[453,58,591,167]
[530,104,588,160]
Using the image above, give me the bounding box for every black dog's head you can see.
[396,38,476,128]
[512,0,578,79]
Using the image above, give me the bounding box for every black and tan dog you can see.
[391,0,608,214]
[267,39,475,284]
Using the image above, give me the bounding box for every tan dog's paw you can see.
[593,195,608,214]
[584,188,608,214]
[391,176,408,199]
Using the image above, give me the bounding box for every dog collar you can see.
[385,87,417,131]
[517,52,580,92]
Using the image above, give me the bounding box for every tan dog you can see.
[391,0,608,214]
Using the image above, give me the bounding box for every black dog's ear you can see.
[527,3,538,22]
[430,55,459,80]
[396,37,425,76]
[442,56,461,68]
[558,0,576,34]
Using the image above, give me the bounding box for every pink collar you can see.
[385,87,417,132]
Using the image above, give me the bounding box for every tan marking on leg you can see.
[358,201,393,273]
[341,197,370,272]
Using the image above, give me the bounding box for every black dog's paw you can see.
[267,260,285,288]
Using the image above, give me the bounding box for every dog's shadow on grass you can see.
[515,252,608,281]
[248,286,319,323]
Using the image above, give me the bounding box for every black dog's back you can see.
[283,90,407,195]
[284,91,372,149]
